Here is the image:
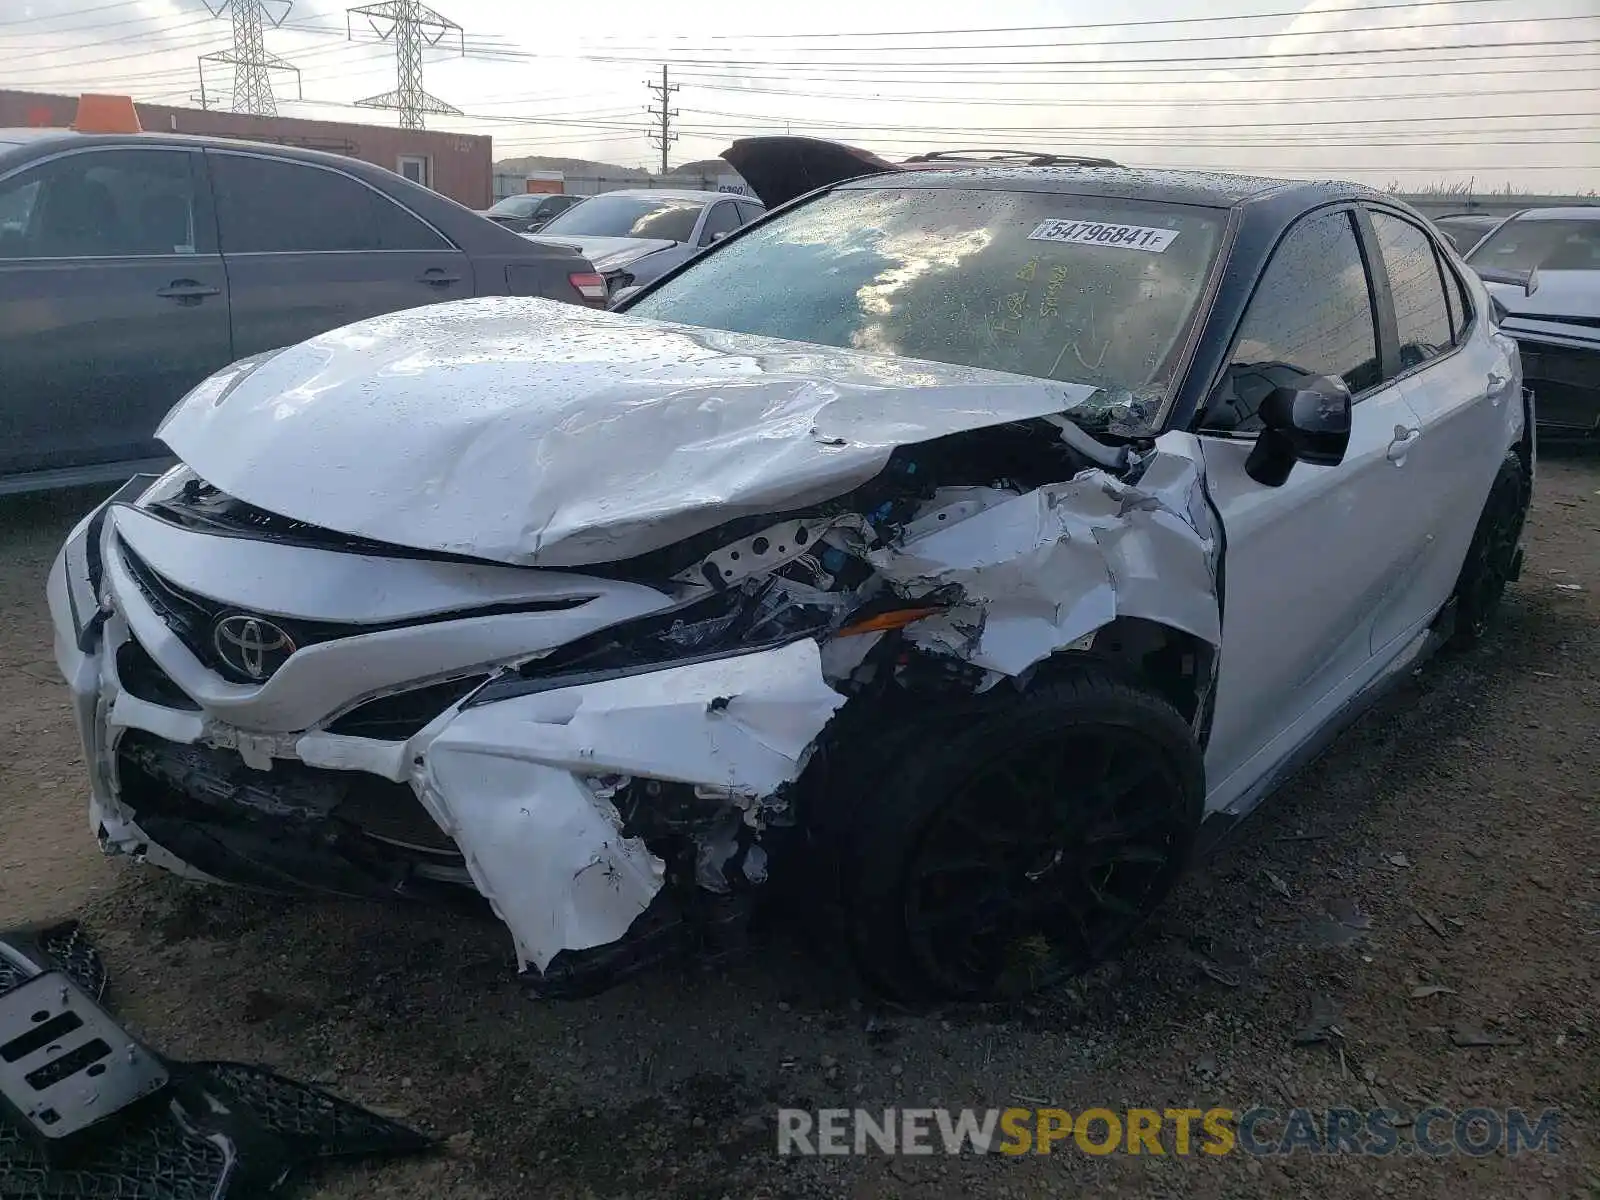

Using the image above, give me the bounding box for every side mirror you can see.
[709,230,731,243]
[1244,375,1352,487]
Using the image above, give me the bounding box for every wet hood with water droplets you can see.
[157,298,1099,567]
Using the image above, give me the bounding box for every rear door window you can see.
[1370,211,1454,371]
[0,148,207,258]
[208,152,450,253]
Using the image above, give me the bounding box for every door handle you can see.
[1386,425,1422,464]
[156,279,221,304]
[417,270,462,286]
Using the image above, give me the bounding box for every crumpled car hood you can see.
[157,297,1099,567]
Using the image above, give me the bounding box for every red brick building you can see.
[0,88,492,208]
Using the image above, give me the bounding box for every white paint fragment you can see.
[416,640,846,971]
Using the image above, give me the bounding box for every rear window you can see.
[1467,217,1600,272]
[487,195,542,217]
[539,194,705,243]
[627,186,1226,432]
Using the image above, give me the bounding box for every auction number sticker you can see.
[1028,219,1179,252]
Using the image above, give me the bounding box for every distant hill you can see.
[675,158,728,175]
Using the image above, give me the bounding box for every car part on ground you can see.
[1468,207,1600,441]
[0,127,604,496]
[0,922,431,1198]
[46,146,1533,1003]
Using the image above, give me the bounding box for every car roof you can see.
[834,162,1377,211]
[1501,206,1600,222]
[1433,212,1500,223]
[0,127,82,150]
[591,188,729,202]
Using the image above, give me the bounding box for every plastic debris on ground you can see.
[0,921,432,1199]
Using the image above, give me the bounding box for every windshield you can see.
[540,194,705,242]
[1467,217,1600,272]
[627,186,1225,432]
[487,195,543,217]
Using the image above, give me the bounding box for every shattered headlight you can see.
[468,576,858,706]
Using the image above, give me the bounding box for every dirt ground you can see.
[1,459,1596,1200]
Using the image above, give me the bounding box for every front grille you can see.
[117,731,461,859]
[116,637,199,710]
[325,675,490,739]
[117,538,589,684]
[118,540,218,670]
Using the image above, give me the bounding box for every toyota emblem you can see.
[212,614,296,681]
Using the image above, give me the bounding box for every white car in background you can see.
[1465,206,1600,441]
[522,188,765,298]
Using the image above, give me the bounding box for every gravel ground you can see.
[0,458,1596,1200]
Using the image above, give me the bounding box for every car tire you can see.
[1450,450,1530,647]
[817,662,1204,1002]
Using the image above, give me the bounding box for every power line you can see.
[0,0,144,27]
[683,107,1600,136]
[659,50,1600,86]
[1,12,216,63]
[347,0,464,129]
[645,64,678,174]
[564,0,1540,41]
[681,80,1599,109]
[571,11,1600,56]
[567,35,1600,71]
[199,0,301,118]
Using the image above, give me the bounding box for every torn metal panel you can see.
[416,640,846,971]
[867,437,1220,676]
[156,299,1099,567]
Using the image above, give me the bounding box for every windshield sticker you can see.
[1028,220,1180,253]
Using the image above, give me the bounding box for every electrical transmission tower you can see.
[646,66,678,175]
[198,0,301,118]
[348,0,464,130]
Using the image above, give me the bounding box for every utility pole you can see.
[198,0,301,118]
[646,65,678,176]
[348,0,464,130]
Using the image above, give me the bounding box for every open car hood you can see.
[156,297,1099,568]
[719,136,904,208]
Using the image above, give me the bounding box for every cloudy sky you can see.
[4,0,1598,191]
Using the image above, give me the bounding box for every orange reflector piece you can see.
[72,94,141,134]
[835,606,944,637]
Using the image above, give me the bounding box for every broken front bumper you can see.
[46,480,842,977]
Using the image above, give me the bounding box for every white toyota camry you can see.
[48,140,1532,1001]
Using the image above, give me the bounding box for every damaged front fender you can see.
[414,639,846,972]
[868,437,1220,676]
